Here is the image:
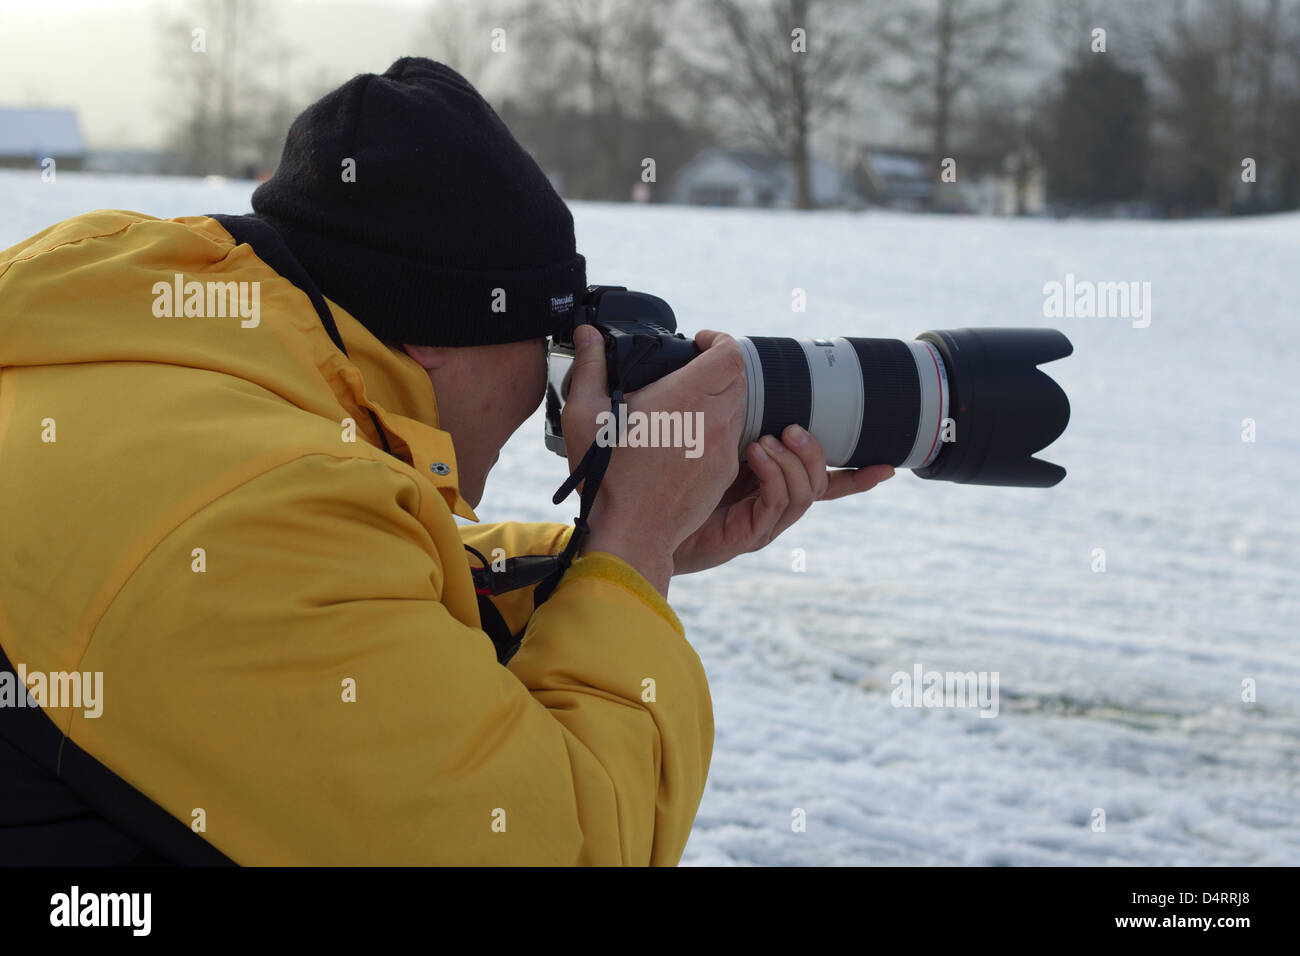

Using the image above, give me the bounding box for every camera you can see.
[545,286,1073,487]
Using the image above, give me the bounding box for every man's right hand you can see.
[561,323,747,597]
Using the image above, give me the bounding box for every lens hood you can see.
[914,328,1073,487]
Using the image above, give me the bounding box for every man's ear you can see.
[401,343,447,370]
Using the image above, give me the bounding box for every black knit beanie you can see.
[251,57,585,347]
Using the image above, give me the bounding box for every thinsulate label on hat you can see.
[549,292,575,315]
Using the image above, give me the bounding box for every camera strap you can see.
[471,333,656,659]
[465,386,623,663]
[531,385,625,607]
[530,333,657,608]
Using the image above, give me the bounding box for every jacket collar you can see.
[328,297,479,522]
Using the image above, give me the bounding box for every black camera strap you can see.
[475,331,658,659]
[528,332,659,608]
[468,384,624,663]
[530,385,624,606]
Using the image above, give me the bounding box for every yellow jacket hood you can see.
[0,209,476,520]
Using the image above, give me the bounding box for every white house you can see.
[670,147,861,209]
[0,108,86,170]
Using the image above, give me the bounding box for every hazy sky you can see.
[0,0,444,148]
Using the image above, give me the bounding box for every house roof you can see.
[675,147,785,185]
[720,149,788,175]
[866,150,928,180]
[0,108,86,157]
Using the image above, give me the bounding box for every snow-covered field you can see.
[4,170,1297,865]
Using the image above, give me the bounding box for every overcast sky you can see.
[0,0,445,148]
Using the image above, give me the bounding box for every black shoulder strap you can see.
[209,213,391,455]
[475,592,524,665]
[0,642,235,866]
[209,214,350,355]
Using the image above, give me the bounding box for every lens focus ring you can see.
[845,338,921,468]
[750,337,812,441]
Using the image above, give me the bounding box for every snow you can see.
[3,170,1297,865]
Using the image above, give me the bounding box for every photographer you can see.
[0,58,891,865]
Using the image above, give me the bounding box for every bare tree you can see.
[513,0,676,119]
[1248,0,1282,210]
[495,0,686,199]
[1273,0,1300,207]
[1147,0,1255,214]
[878,0,1021,195]
[419,0,502,88]
[680,0,874,209]
[158,0,294,177]
[1041,0,1122,62]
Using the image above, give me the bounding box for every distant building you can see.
[0,107,86,170]
[854,148,934,210]
[670,147,861,209]
[855,145,1047,216]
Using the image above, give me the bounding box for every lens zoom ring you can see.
[751,337,812,440]
[846,338,921,467]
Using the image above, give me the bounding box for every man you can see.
[0,59,892,865]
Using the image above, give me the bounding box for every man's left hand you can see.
[671,424,895,575]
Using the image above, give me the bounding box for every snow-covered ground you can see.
[4,170,1297,865]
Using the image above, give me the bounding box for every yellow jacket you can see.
[0,210,712,865]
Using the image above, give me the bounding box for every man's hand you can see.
[671,424,895,575]
[561,325,747,597]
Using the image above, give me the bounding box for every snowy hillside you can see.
[3,170,1296,865]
